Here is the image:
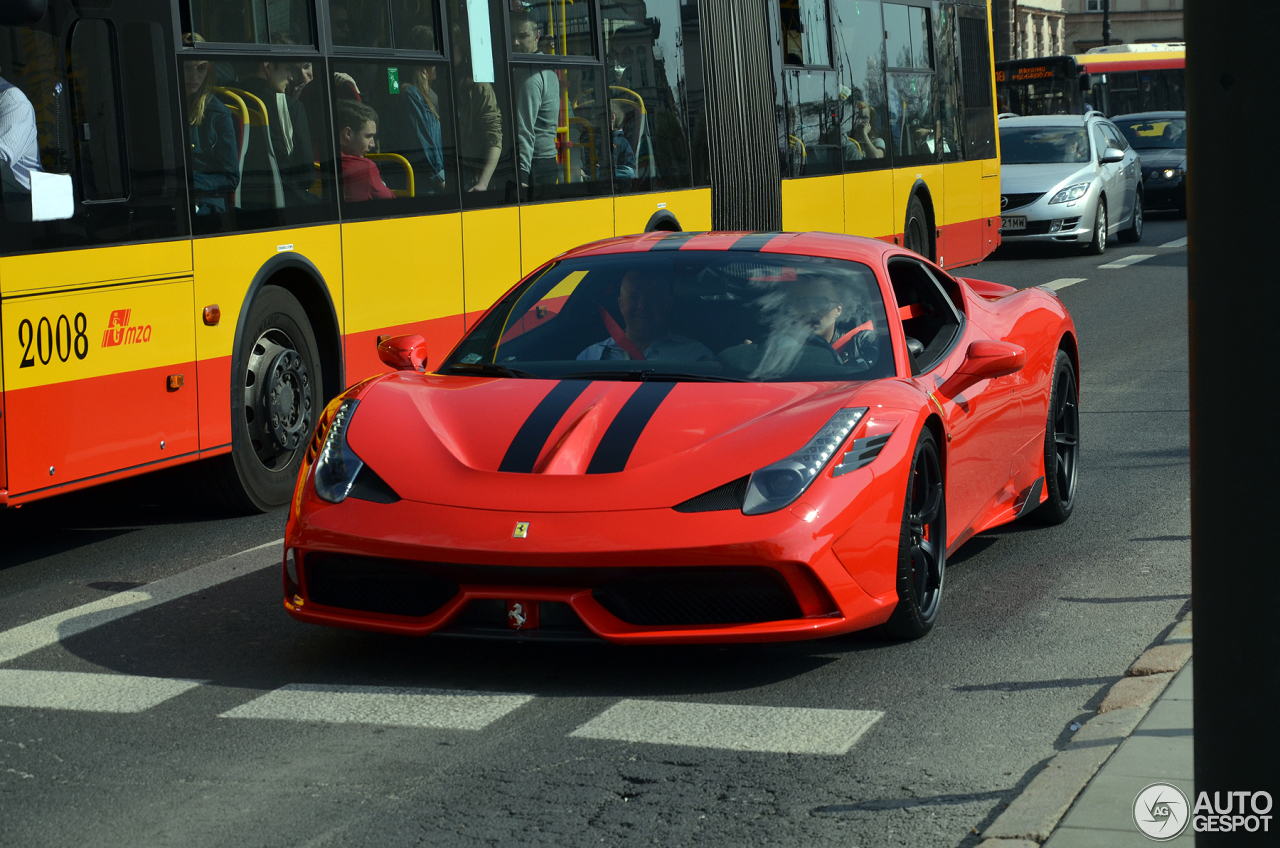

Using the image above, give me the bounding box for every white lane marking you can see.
[569,700,884,755]
[1099,253,1156,269]
[1044,278,1087,291]
[1160,237,1188,248]
[0,539,283,665]
[0,669,201,714]
[220,684,534,730]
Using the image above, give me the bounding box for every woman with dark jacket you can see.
[183,34,239,214]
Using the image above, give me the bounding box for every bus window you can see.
[599,0,696,194]
[957,9,995,159]
[329,0,390,48]
[510,61,609,203]
[331,55,461,215]
[885,3,937,164]
[188,0,313,45]
[781,0,831,68]
[933,3,961,162]
[70,20,127,200]
[446,0,517,209]
[781,70,843,178]
[884,3,930,70]
[510,0,595,58]
[832,0,889,172]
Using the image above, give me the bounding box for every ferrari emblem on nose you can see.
[508,603,527,629]
[513,521,530,539]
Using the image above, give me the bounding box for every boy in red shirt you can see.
[337,100,395,201]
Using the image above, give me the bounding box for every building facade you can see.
[1064,0,1184,53]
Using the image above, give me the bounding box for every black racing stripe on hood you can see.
[729,233,782,252]
[586,382,677,474]
[649,231,699,251]
[499,380,591,473]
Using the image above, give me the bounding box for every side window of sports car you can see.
[887,258,963,375]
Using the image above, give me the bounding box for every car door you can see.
[1102,121,1140,222]
[887,257,1020,540]
[1091,122,1125,231]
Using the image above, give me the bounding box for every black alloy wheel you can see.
[1032,349,1080,525]
[1083,200,1107,256]
[884,428,946,639]
[1119,190,1144,243]
[903,196,933,261]
[219,285,324,512]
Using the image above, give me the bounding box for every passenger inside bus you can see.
[0,70,42,192]
[182,35,239,215]
[511,12,560,193]
[610,101,636,186]
[450,22,502,193]
[237,53,318,209]
[380,26,447,194]
[336,99,394,201]
[576,270,714,362]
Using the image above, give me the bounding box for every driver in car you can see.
[577,269,714,361]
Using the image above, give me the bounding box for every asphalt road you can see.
[0,217,1191,848]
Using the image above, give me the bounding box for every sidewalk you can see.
[980,612,1193,847]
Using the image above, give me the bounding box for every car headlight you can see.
[313,398,363,503]
[1161,167,1185,180]
[742,408,867,515]
[1048,183,1091,204]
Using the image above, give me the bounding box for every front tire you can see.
[884,428,946,639]
[1118,190,1143,243]
[222,285,324,512]
[1032,350,1079,525]
[1083,200,1107,256]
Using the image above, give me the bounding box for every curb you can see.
[977,610,1193,846]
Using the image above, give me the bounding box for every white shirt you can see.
[0,76,42,190]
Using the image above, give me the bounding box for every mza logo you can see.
[101,309,152,347]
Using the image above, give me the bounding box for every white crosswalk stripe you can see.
[0,669,201,713]
[1043,278,1086,291]
[1160,237,1188,248]
[1099,253,1156,269]
[219,683,534,730]
[569,700,884,754]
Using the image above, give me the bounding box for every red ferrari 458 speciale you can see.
[283,231,1079,643]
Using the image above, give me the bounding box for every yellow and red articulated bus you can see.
[0,0,1002,510]
[996,43,1185,117]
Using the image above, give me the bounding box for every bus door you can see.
[0,0,196,500]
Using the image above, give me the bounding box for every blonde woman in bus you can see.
[183,34,239,215]
[381,26,447,194]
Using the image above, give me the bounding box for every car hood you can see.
[343,374,873,512]
[1136,148,1186,169]
[1001,163,1096,195]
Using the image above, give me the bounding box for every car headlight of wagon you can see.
[742,408,867,515]
[313,398,364,503]
[1048,183,1091,204]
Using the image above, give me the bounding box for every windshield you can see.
[442,252,895,383]
[999,126,1091,164]
[1115,117,1186,150]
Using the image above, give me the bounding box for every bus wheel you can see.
[904,196,933,261]
[223,285,323,512]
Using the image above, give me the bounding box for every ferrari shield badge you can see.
[513,521,530,539]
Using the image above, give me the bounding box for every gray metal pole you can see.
[1187,0,1280,843]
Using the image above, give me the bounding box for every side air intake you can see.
[673,476,750,513]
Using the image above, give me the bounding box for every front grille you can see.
[674,476,749,513]
[302,555,803,627]
[1002,192,1044,210]
[304,553,459,617]
[592,567,802,626]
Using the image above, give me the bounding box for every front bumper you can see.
[282,495,898,644]
[1000,192,1099,244]
[1143,179,1186,211]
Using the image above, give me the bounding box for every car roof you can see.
[1111,111,1186,121]
[556,231,910,265]
[998,115,1093,128]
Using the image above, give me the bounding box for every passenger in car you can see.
[336,99,395,202]
[182,35,239,215]
[576,269,713,361]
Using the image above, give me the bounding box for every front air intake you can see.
[592,567,802,626]
[673,476,750,513]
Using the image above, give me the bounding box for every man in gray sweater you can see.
[511,13,561,194]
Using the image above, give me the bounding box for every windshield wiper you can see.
[442,362,540,379]
[554,369,749,383]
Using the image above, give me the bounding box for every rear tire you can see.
[217,285,324,513]
[1118,191,1143,243]
[903,196,934,262]
[1083,201,1107,256]
[884,428,946,639]
[1032,350,1079,525]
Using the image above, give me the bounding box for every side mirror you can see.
[1100,148,1126,164]
[957,340,1025,381]
[377,334,428,372]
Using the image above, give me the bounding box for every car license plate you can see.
[1001,216,1027,231]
